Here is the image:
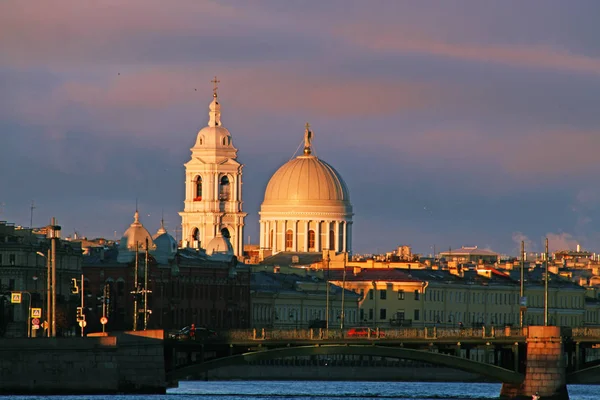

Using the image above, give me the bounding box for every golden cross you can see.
[211,76,220,96]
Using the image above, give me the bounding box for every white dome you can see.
[263,154,351,206]
[117,211,155,263]
[205,234,234,256]
[192,95,235,150]
[153,220,177,264]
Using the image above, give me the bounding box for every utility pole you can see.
[325,252,330,332]
[48,217,60,338]
[133,241,139,331]
[544,237,549,326]
[46,248,51,337]
[80,274,85,337]
[30,200,35,229]
[520,240,525,328]
[144,237,149,330]
[340,252,347,331]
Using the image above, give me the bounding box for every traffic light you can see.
[76,306,84,321]
[70,278,79,294]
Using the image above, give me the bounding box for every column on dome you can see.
[335,221,340,252]
[304,221,309,252]
[325,221,331,250]
[342,221,347,252]
[280,220,286,252]
[315,221,321,252]
[272,220,278,253]
[293,220,298,252]
[347,221,353,254]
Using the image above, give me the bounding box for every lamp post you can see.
[325,252,330,333]
[46,218,61,338]
[520,240,525,328]
[544,237,549,326]
[340,252,347,331]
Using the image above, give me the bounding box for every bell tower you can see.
[179,78,246,257]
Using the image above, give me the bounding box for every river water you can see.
[0,381,597,400]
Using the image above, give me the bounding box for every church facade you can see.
[179,86,246,257]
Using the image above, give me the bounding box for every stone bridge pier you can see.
[500,326,568,400]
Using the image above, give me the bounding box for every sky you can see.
[2,0,600,256]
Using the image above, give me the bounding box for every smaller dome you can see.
[192,92,234,149]
[153,219,177,264]
[205,234,234,256]
[119,211,154,251]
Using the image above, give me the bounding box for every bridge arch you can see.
[168,345,523,383]
[567,364,600,384]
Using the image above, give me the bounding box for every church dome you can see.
[153,220,177,264]
[192,93,234,150]
[205,234,234,256]
[117,210,155,263]
[263,154,350,205]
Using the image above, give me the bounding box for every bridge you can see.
[166,326,600,400]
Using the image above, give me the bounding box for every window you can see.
[380,289,387,300]
[414,290,420,300]
[285,230,293,249]
[369,290,374,300]
[0,254,2,265]
[414,309,420,321]
[192,228,199,244]
[219,176,230,200]
[398,290,405,300]
[368,309,373,320]
[194,176,202,201]
[308,230,315,249]
[221,228,230,239]
[9,254,15,265]
[359,288,364,298]
[360,309,364,321]
[380,309,387,320]
[329,230,335,249]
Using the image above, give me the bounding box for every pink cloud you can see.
[334,24,600,75]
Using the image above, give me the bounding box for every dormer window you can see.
[194,176,202,201]
[219,176,230,201]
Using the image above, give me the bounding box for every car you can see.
[168,325,217,340]
[346,327,385,338]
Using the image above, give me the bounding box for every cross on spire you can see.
[211,76,220,97]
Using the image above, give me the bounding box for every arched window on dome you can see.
[329,230,335,250]
[285,230,293,250]
[308,230,315,250]
[222,137,227,146]
[219,176,230,201]
[194,176,202,201]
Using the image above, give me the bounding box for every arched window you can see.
[221,228,230,238]
[194,176,202,201]
[219,176,230,201]
[329,230,335,250]
[191,228,200,247]
[285,230,293,250]
[308,230,315,250]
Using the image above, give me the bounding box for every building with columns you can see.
[179,86,246,257]
[258,124,353,257]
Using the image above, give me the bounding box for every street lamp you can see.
[35,250,50,337]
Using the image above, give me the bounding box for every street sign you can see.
[519,296,527,307]
[31,308,42,318]
[78,320,87,328]
[10,292,21,304]
[100,316,108,325]
[32,318,40,325]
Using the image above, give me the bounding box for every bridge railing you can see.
[573,327,600,337]
[218,326,527,341]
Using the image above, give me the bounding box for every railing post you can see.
[253,328,256,340]
[376,327,380,338]
[262,328,265,339]
[433,326,437,339]
[310,328,314,340]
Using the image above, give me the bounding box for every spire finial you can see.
[303,122,313,155]
[134,198,140,223]
[211,76,220,98]
[208,77,222,127]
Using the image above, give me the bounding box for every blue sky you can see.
[2,0,600,255]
